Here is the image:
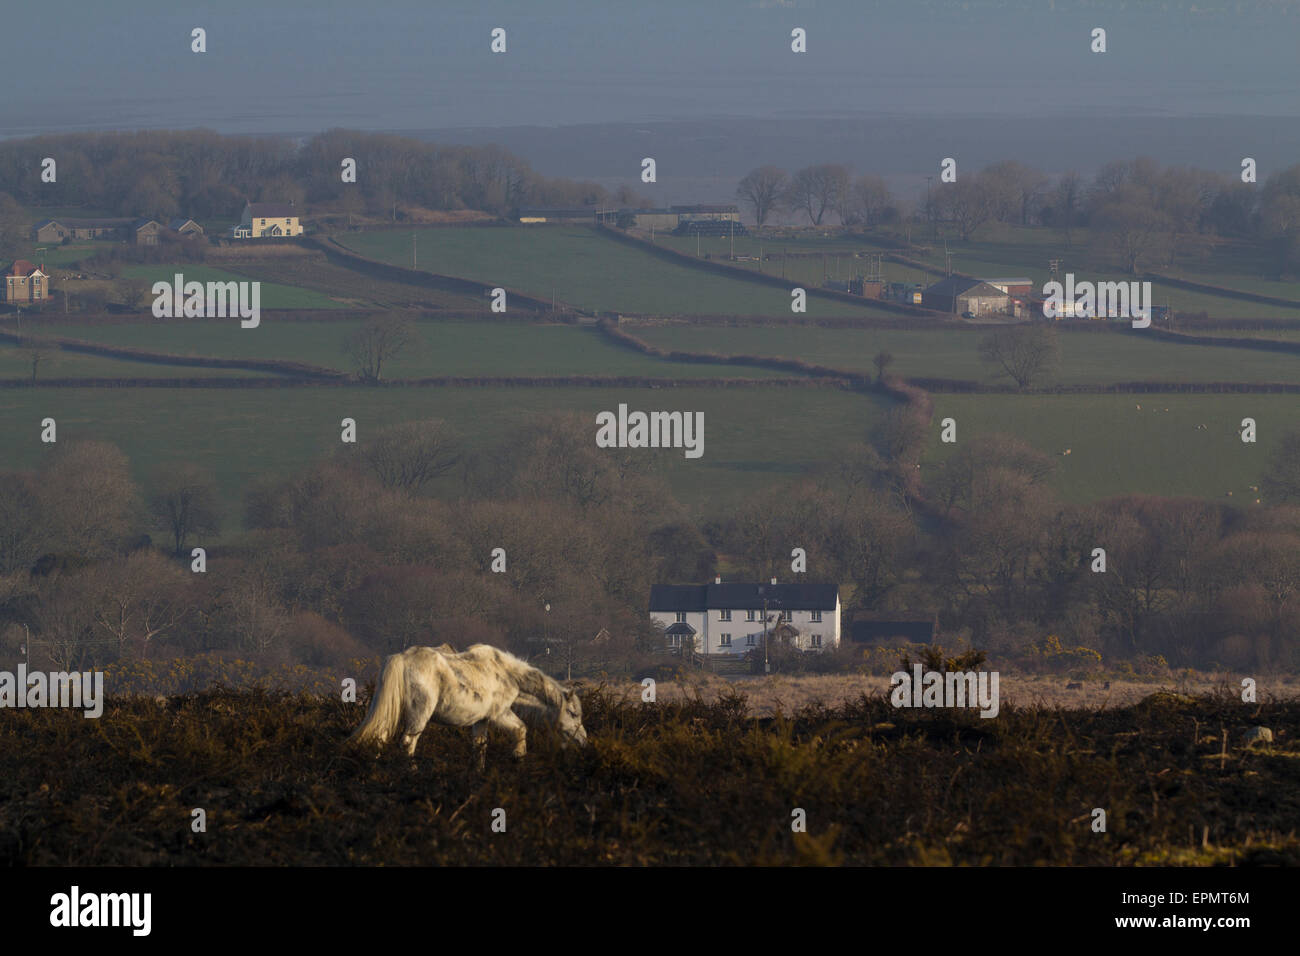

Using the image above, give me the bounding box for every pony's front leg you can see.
[471,721,488,771]
[491,709,528,760]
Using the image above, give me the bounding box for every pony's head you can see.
[557,687,588,748]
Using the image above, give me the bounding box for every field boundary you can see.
[593,223,943,317]
[0,374,850,390]
[308,236,555,312]
[0,329,347,379]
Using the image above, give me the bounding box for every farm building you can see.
[627,209,679,231]
[517,207,595,223]
[2,259,48,304]
[980,277,1034,297]
[232,201,302,239]
[31,217,133,242]
[168,218,204,237]
[649,577,841,655]
[672,204,741,223]
[132,218,164,246]
[921,276,1011,316]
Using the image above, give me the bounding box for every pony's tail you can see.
[346,653,406,749]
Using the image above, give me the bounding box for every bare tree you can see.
[844,174,894,228]
[978,324,1061,389]
[735,166,787,228]
[1091,186,1172,274]
[872,349,894,382]
[37,441,139,558]
[360,418,463,493]
[786,164,850,226]
[0,472,48,574]
[343,314,418,382]
[87,551,192,658]
[149,464,223,555]
[935,177,994,240]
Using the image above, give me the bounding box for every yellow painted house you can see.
[233,201,302,238]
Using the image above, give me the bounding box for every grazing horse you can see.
[346,643,587,767]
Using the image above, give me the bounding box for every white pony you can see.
[346,643,587,767]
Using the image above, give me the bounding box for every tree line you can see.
[1,403,1297,675]
[737,157,1300,276]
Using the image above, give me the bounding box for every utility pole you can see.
[925,175,934,238]
[729,218,734,260]
[412,232,417,270]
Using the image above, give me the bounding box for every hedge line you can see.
[0,329,346,379]
[597,319,864,383]
[1145,271,1300,309]
[593,223,941,317]
[2,375,845,390]
[908,377,1300,394]
[306,237,554,311]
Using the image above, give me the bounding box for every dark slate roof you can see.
[32,218,58,229]
[168,218,202,231]
[132,218,160,229]
[650,582,838,612]
[649,585,708,612]
[664,622,697,636]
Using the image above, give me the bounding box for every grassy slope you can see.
[30,319,795,380]
[121,264,344,310]
[340,226,900,318]
[634,324,1300,385]
[0,386,888,514]
[926,393,1289,502]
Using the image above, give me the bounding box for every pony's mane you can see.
[486,646,567,709]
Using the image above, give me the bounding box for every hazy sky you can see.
[3,0,1299,138]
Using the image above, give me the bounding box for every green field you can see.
[121,264,344,310]
[898,225,1300,320]
[652,233,936,292]
[633,324,1300,386]
[926,394,1292,502]
[0,385,889,516]
[340,226,900,318]
[0,340,274,380]
[29,319,795,380]
[229,257,486,311]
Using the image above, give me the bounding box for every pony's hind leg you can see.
[401,688,436,758]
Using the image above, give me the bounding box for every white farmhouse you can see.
[648,577,841,655]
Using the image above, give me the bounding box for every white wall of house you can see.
[651,596,840,655]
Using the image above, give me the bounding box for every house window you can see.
[675,612,687,624]
[746,635,756,646]
[667,633,680,647]
[746,610,756,622]
[810,610,822,623]
[810,634,822,648]
[780,610,792,622]
[719,609,731,622]
[719,634,732,647]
